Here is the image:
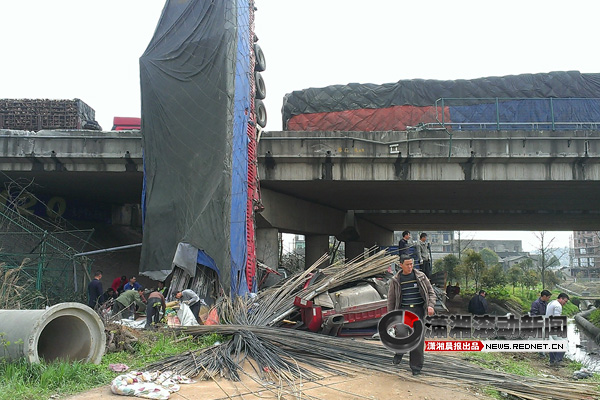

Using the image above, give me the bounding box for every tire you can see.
[254,43,266,72]
[255,99,267,128]
[255,71,266,100]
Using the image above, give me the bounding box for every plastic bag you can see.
[177,303,199,327]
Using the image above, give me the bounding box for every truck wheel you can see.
[255,99,267,128]
[255,71,266,100]
[254,43,266,72]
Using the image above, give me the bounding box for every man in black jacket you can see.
[398,231,412,256]
[87,270,103,309]
[468,290,488,315]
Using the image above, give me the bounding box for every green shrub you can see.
[589,309,600,327]
[485,286,510,300]
[561,301,579,317]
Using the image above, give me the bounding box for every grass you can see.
[0,331,223,400]
[466,352,537,376]
[467,284,582,317]
[482,387,504,400]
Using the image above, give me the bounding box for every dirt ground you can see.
[64,365,493,400]
[64,293,585,400]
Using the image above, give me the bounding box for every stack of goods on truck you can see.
[282,71,600,132]
[0,98,101,131]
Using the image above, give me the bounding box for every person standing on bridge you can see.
[398,231,412,256]
[417,233,432,279]
[530,289,551,316]
[387,254,436,376]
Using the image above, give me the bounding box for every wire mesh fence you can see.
[0,201,94,306]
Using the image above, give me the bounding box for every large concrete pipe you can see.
[0,302,105,364]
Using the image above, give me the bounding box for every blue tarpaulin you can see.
[449,98,600,130]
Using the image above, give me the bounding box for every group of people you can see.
[87,270,206,328]
[530,289,571,366]
[388,245,574,375]
[398,231,432,279]
[466,288,571,366]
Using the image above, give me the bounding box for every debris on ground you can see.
[109,364,130,372]
[105,324,142,353]
[110,370,194,400]
[573,367,595,380]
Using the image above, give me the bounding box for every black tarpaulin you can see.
[139,0,237,290]
[282,71,600,129]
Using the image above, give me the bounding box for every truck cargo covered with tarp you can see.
[282,71,600,131]
[139,0,255,296]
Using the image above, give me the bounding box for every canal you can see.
[567,318,600,371]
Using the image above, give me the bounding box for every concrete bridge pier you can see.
[256,227,279,270]
[305,234,329,269]
[345,241,366,261]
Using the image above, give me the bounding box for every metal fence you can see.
[432,97,600,131]
[0,203,94,305]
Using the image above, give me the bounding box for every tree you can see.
[455,262,470,288]
[463,250,487,291]
[481,264,507,289]
[516,258,534,273]
[480,248,500,267]
[522,270,539,291]
[533,232,566,290]
[455,231,475,262]
[434,254,460,283]
[543,270,561,290]
[507,266,523,294]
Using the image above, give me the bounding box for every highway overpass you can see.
[0,128,598,265]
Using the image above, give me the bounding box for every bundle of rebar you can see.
[148,324,598,400]
[219,249,397,327]
[146,250,598,400]
[0,98,98,131]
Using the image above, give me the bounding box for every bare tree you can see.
[455,231,476,262]
[533,232,564,289]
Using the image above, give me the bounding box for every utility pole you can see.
[457,231,462,262]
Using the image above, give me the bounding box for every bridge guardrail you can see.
[432,97,600,131]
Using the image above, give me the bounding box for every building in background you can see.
[571,231,600,278]
[293,234,305,255]
[465,239,523,254]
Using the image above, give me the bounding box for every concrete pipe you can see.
[0,302,105,364]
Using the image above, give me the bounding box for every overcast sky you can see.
[2,0,595,250]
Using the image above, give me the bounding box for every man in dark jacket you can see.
[87,270,103,308]
[387,254,436,376]
[398,231,412,256]
[530,289,551,316]
[468,290,488,315]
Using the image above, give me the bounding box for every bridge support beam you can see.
[305,234,329,269]
[257,188,344,235]
[256,228,279,270]
[345,241,366,261]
